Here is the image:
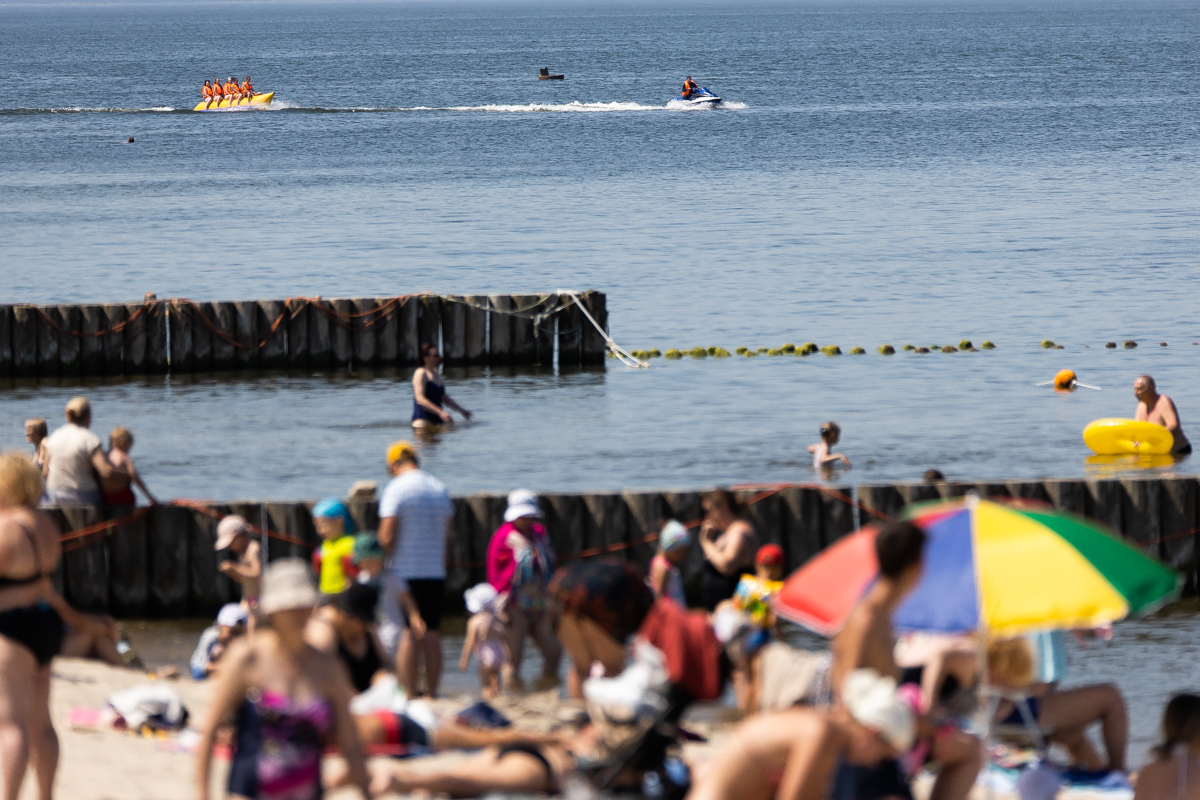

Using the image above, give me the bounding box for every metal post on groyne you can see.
[0,291,609,377]
[45,476,1200,618]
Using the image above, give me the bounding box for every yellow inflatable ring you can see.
[1083,418,1174,455]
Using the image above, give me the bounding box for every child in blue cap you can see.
[311,497,358,594]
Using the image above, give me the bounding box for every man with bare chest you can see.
[1135,375,1192,455]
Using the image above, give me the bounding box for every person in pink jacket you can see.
[486,489,562,692]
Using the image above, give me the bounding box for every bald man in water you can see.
[1135,375,1192,455]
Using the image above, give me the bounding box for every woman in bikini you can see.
[366,726,594,797]
[0,451,66,800]
[1135,694,1200,799]
[195,559,369,800]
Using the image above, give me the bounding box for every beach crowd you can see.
[0,369,1195,800]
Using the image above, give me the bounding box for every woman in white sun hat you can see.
[485,489,562,692]
[195,558,369,800]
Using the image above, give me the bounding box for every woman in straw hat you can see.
[196,558,369,800]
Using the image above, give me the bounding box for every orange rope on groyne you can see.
[171,498,313,548]
[14,291,595,350]
[23,301,156,340]
[59,506,154,553]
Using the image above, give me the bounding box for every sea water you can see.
[2,0,1200,495]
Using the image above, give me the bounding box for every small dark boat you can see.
[538,67,565,81]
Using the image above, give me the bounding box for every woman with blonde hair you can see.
[0,451,66,800]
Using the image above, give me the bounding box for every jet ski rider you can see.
[682,76,699,99]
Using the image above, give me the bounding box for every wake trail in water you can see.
[2,99,749,115]
[1,106,178,114]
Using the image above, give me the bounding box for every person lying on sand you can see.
[687,669,915,800]
[360,725,593,797]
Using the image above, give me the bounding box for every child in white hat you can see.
[459,583,509,699]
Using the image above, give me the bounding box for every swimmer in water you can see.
[1135,375,1192,455]
[808,421,851,471]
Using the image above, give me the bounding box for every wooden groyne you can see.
[46,476,1200,618]
[0,291,608,377]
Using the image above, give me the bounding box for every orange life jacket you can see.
[202,85,213,98]
[241,81,252,94]
[682,80,696,97]
[224,81,237,94]
[212,83,224,96]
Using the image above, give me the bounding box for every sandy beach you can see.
[27,657,1129,800]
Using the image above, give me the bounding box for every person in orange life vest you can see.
[240,76,254,99]
[203,79,219,109]
[208,78,224,108]
[682,76,699,99]
[224,77,241,103]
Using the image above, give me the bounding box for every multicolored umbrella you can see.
[774,496,1181,637]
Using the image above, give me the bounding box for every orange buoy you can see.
[1054,369,1077,391]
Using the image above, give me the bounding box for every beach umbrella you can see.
[774,495,1180,637]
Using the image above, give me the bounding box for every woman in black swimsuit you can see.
[0,451,66,800]
[411,342,473,429]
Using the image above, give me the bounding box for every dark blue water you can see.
[3,0,1200,497]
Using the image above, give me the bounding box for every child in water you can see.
[25,418,48,474]
[459,583,508,699]
[648,519,690,605]
[808,421,852,471]
[101,426,157,506]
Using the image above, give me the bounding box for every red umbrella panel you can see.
[773,526,879,636]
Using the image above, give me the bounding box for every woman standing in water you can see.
[412,343,472,429]
[196,559,369,800]
[0,452,65,800]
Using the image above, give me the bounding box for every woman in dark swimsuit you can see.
[306,583,387,694]
[411,342,473,428]
[0,451,66,800]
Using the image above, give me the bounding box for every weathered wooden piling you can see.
[441,298,467,366]
[57,305,82,375]
[308,301,333,370]
[332,299,353,368]
[0,306,12,378]
[463,296,488,365]
[259,300,288,369]
[287,299,309,370]
[123,302,149,373]
[60,506,108,611]
[11,306,37,377]
[375,297,399,367]
[581,291,607,364]
[234,301,259,369]
[148,504,190,615]
[36,307,61,377]
[102,304,126,375]
[168,302,195,373]
[398,298,420,366]
[188,503,234,614]
[144,302,168,374]
[488,295,514,365]
[351,298,378,368]
[80,305,105,376]
[208,302,237,371]
[511,294,541,365]
[557,300,583,368]
[418,296,441,354]
[107,504,148,618]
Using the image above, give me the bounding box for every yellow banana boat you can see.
[193,91,274,111]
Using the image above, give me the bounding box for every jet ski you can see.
[673,86,721,106]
